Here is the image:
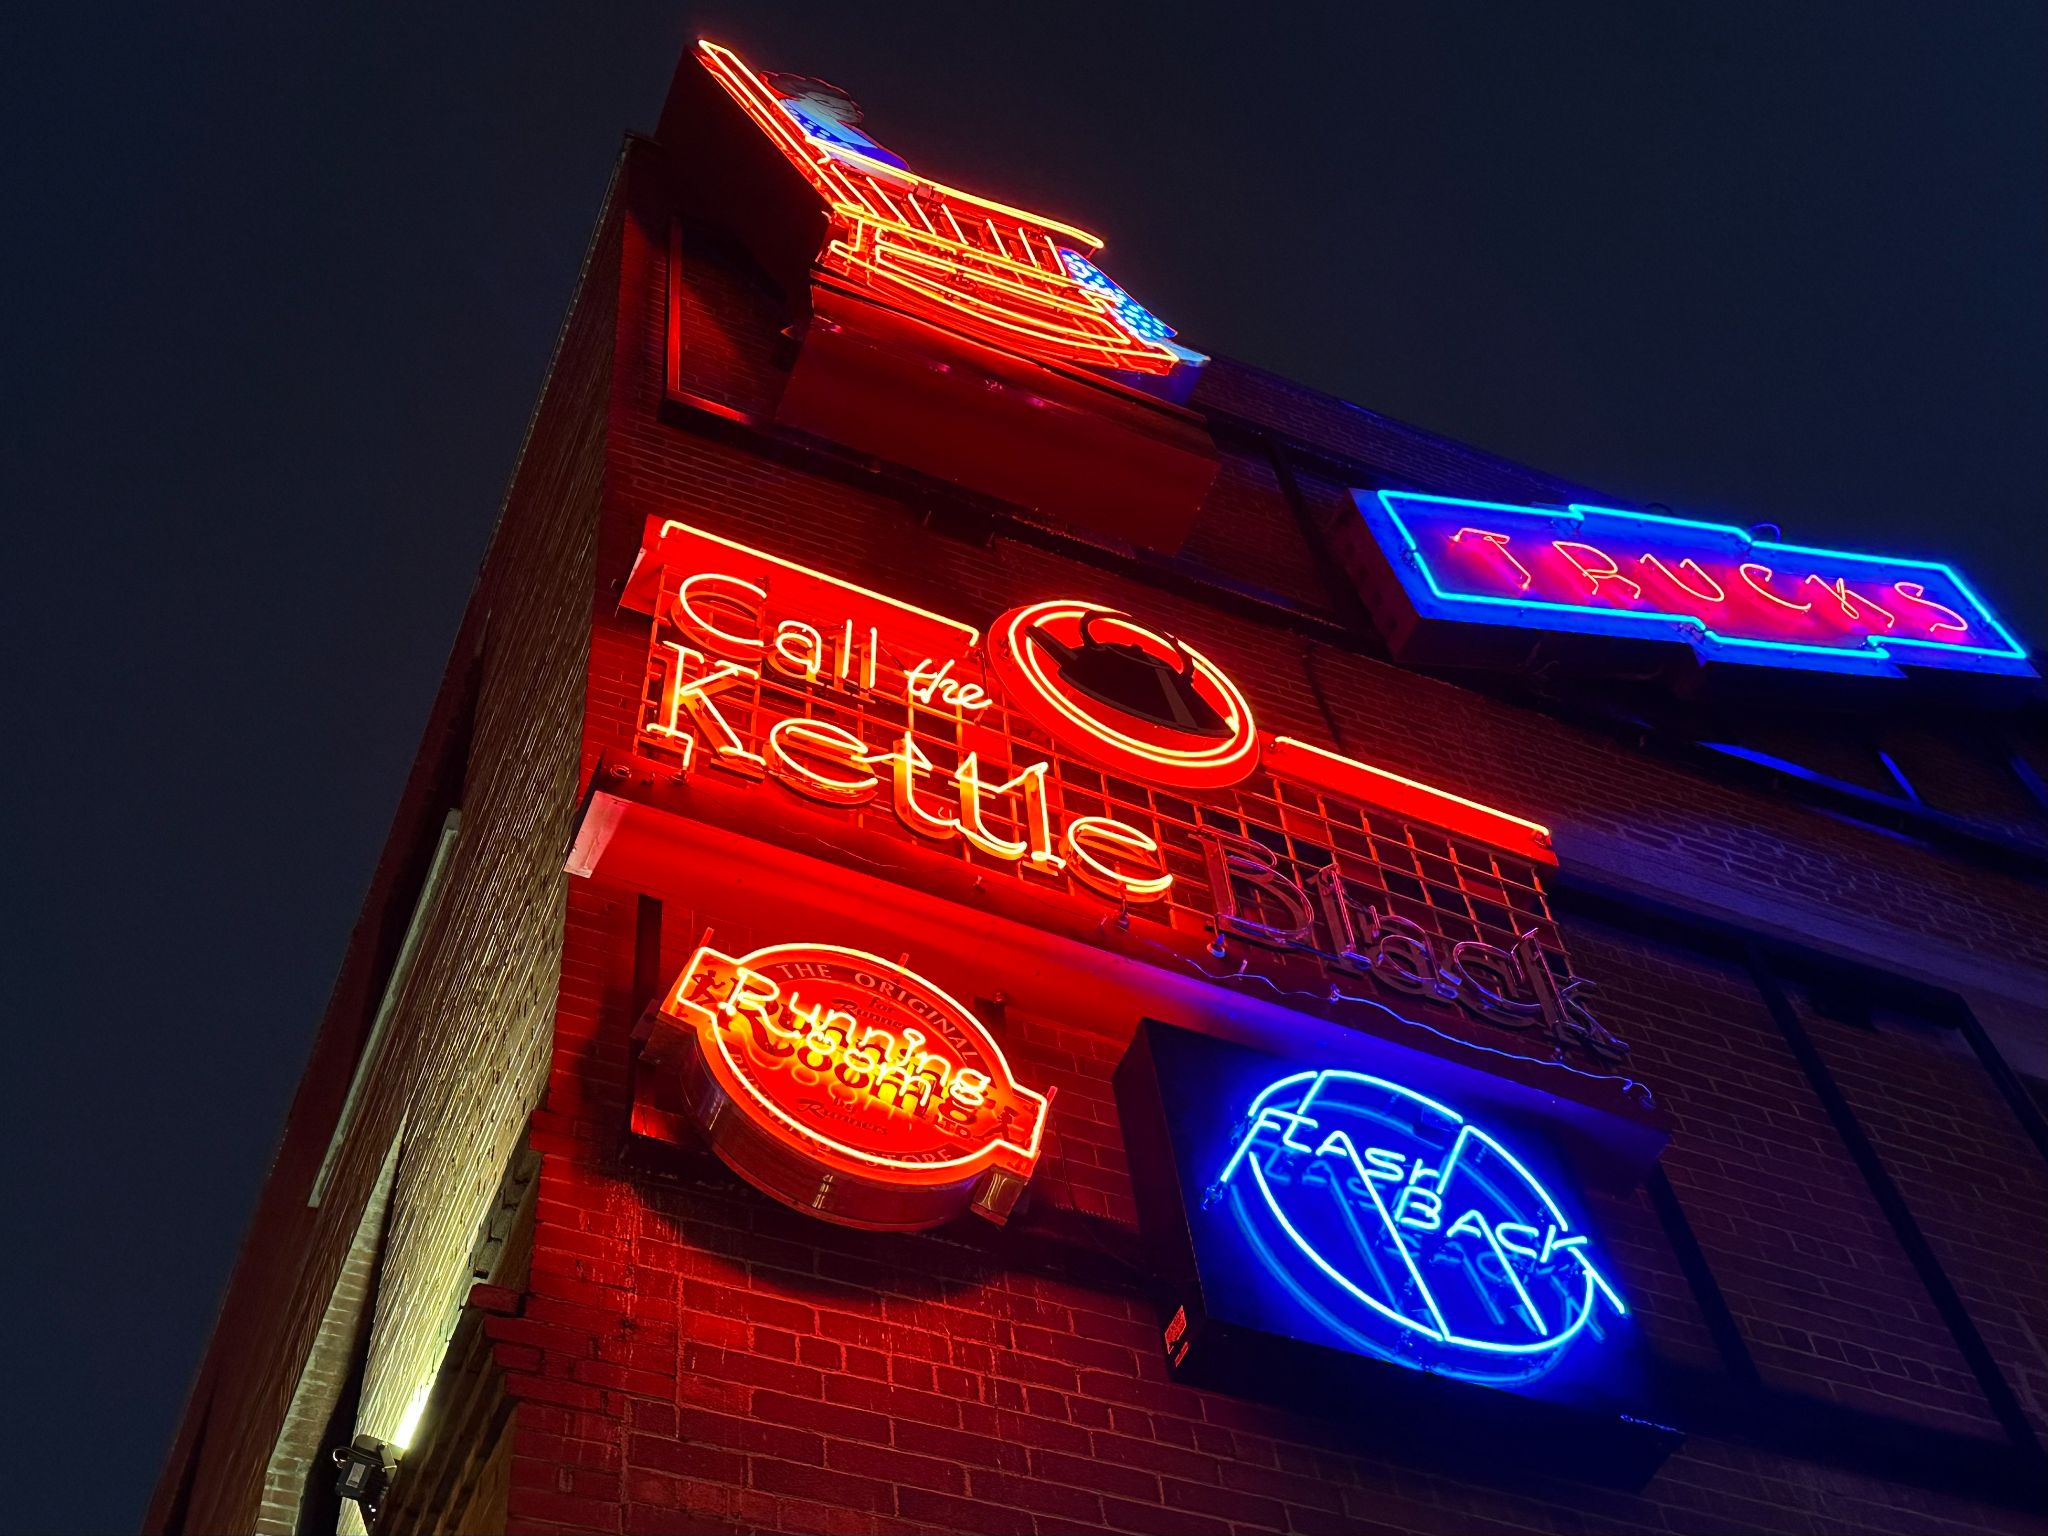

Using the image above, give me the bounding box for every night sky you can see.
[2,4,2041,1530]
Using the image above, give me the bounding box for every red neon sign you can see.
[695,41,1195,378]
[646,939,1049,1229]
[625,515,1556,871]
[1260,736,1552,860]
[630,517,980,667]
[607,520,1631,1074]
[987,601,1260,791]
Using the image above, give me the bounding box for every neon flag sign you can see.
[1215,1068,1626,1384]
[695,40,1199,379]
[1359,491,2032,679]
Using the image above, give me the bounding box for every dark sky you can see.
[2,4,2041,1530]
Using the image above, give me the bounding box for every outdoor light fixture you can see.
[331,1434,398,1522]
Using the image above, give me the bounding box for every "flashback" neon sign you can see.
[1215,1067,1627,1384]
[1117,1020,1675,1473]
[1359,491,2032,679]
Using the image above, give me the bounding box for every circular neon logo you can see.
[987,600,1258,789]
[1214,1069,1627,1385]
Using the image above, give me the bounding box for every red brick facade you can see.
[152,91,2047,1536]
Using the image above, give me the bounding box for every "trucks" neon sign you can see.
[1359,491,2033,680]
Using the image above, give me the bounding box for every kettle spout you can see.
[1024,623,1083,669]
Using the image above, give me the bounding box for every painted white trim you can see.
[308,811,462,1207]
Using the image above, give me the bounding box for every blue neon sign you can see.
[1355,490,2033,680]
[1116,1019,1678,1475]
[1214,1068,1627,1387]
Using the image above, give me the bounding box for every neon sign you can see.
[987,601,1261,790]
[1216,1068,1626,1383]
[1115,1022,1677,1480]
[620,517,1639,1072]
[1199,829,1627,1064]
[646,939,1049,1229]
[1360,491,2033,679]
[631,514,1562,868]
[695,41,1200,378]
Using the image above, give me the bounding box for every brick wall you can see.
[1880,725,2048,850]
[1174,447,1334,611]
[488,885,2042,1536]
[338,168,614,1514]
[1189,359,1596,508]
[1796,992,2048,1441]
[464,142,2046,1535]
[1563,919,2006,1436]
[548,138,2048,1531]
[255,1135,399,1535]
[153,130,2047,1536]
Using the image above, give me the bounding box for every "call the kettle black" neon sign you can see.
[621,515,1627,1071]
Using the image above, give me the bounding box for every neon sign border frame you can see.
[1360,490,2032,679]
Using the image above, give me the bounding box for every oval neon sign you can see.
[648,939,1050,1230]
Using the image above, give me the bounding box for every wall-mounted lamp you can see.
[332,1434,398,1523]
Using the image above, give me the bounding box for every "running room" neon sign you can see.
[647,938,1049,1230]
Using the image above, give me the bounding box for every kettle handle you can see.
[1079,609,1199,679]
